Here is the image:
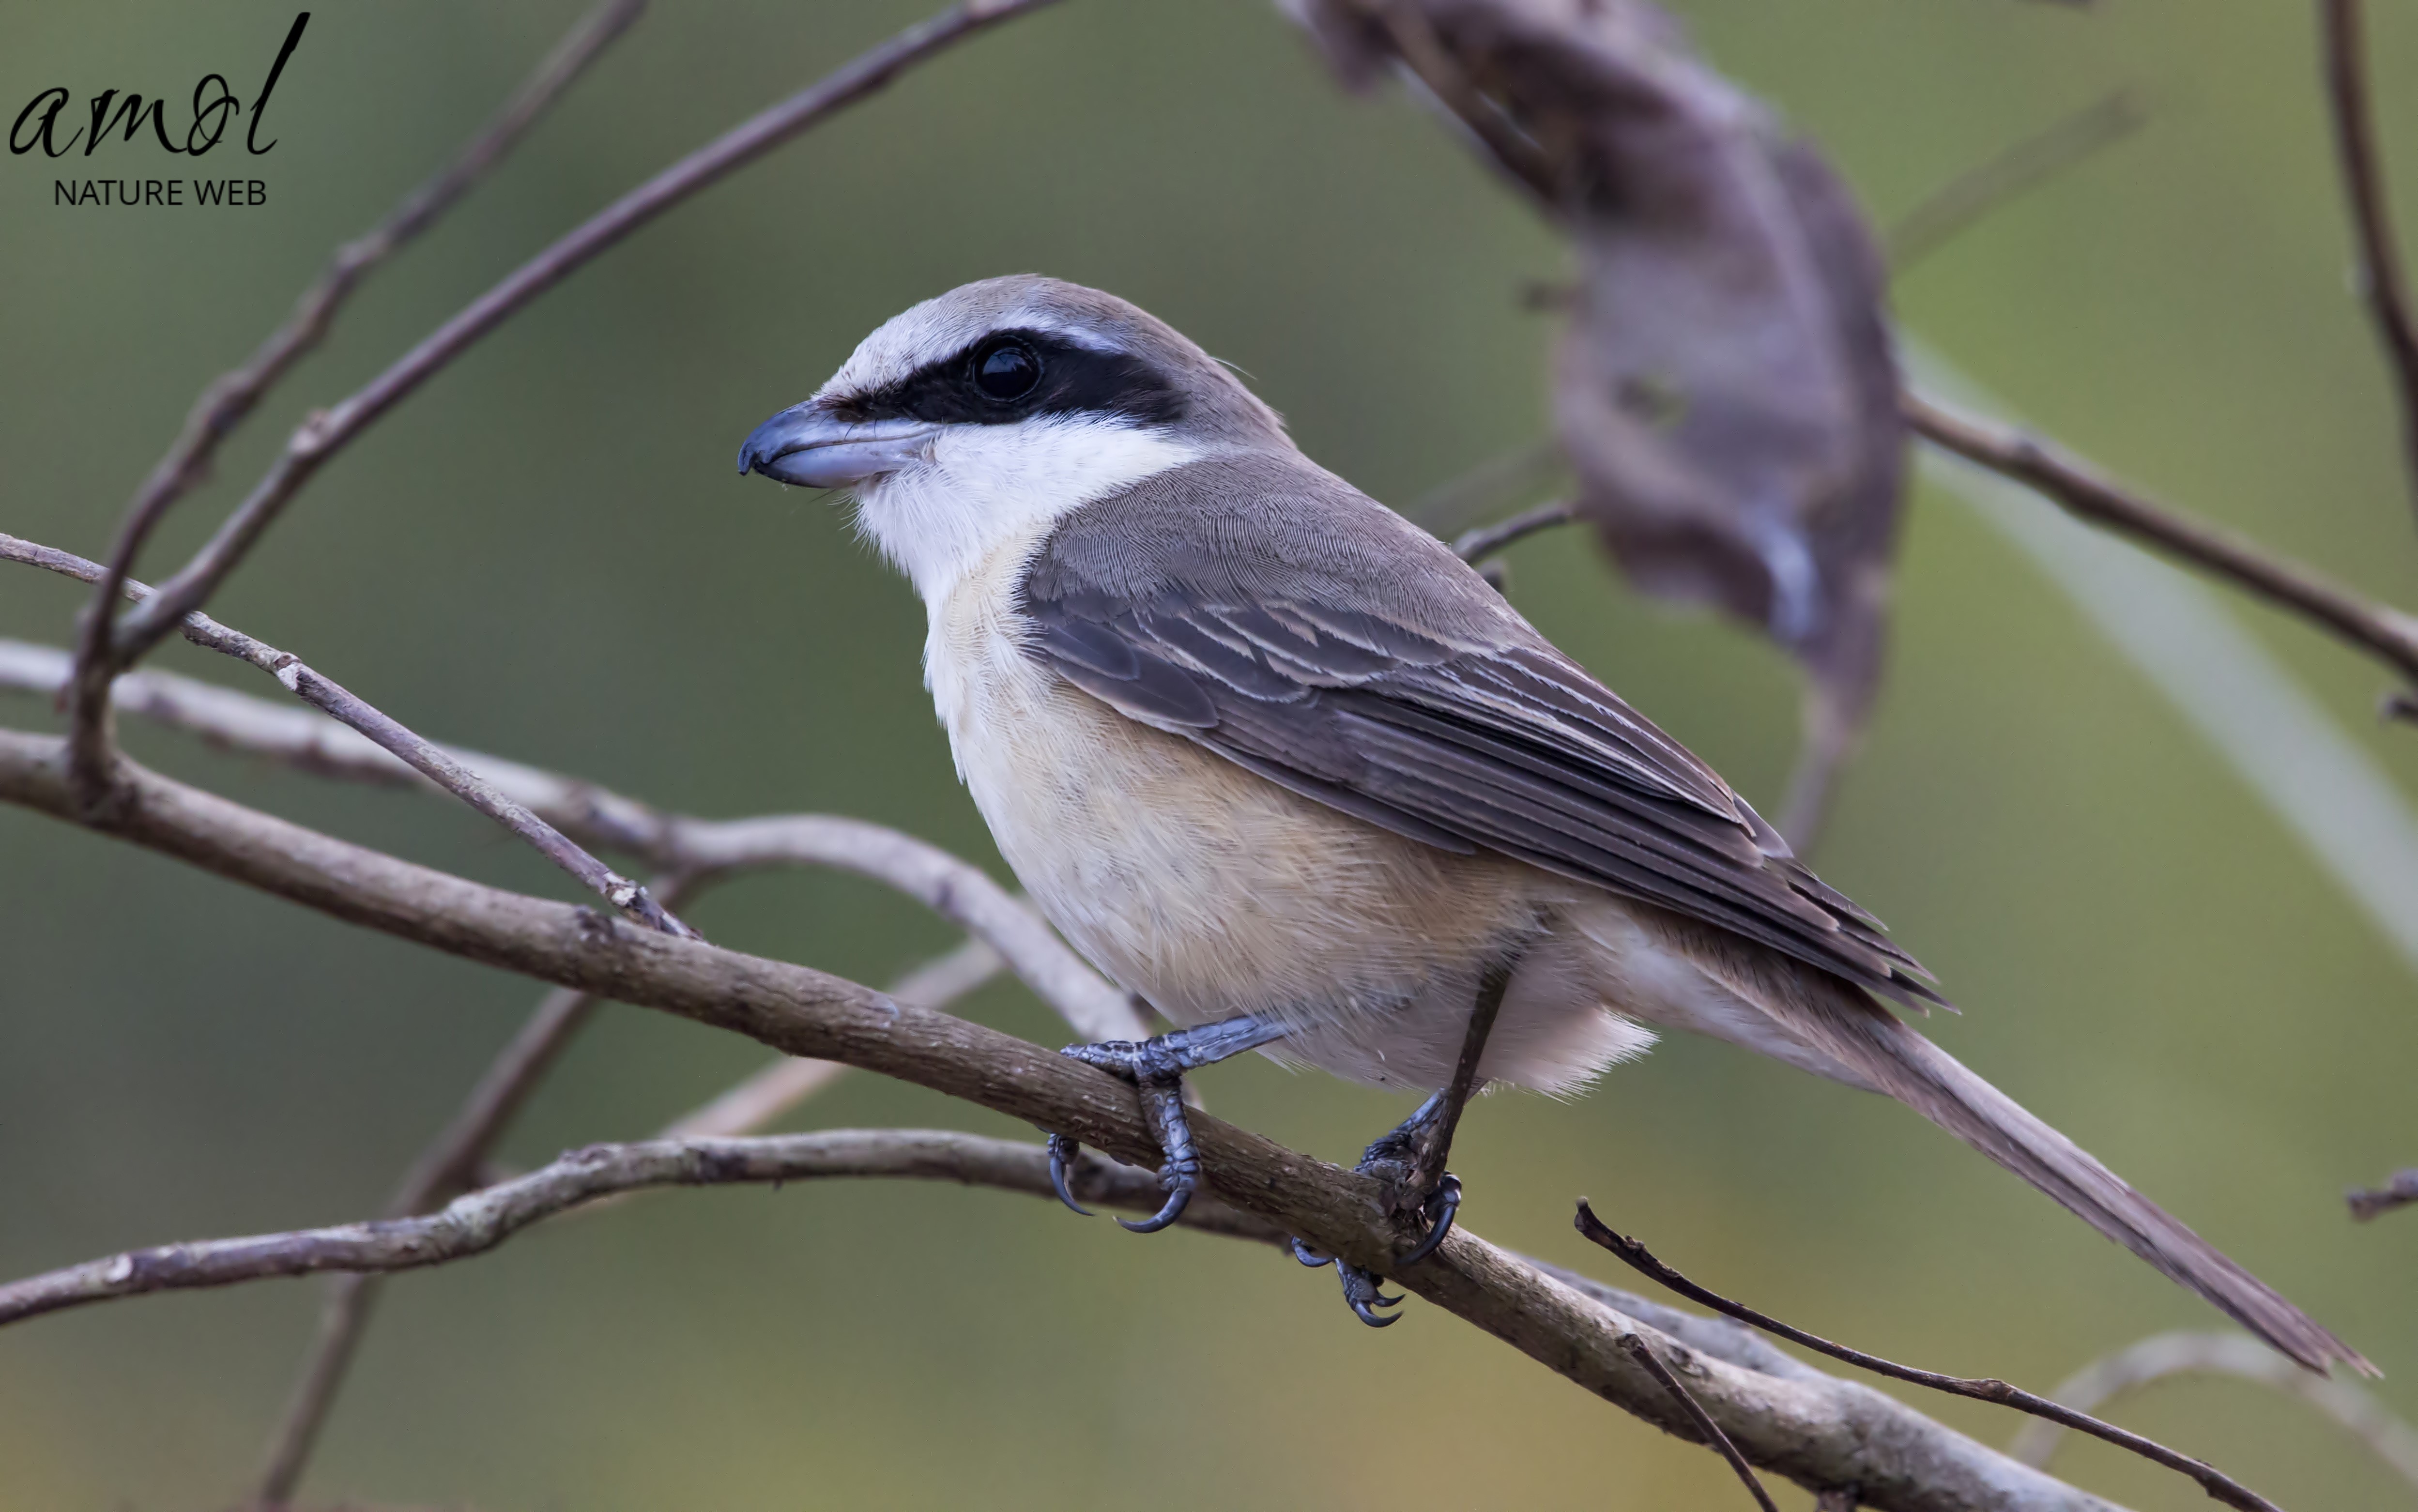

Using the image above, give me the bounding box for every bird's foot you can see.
[1044,1014,1287,1235]
[1353,1095,1465,1267]
[1293,1092,1465,1327]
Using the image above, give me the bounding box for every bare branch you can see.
[251,855,700,1512]
[1906,396,2418,693]
[0,630,1141,1049]
[0,628,1142,1042]
[662,937,1002,1139]
[64,0,649,816]
[1405,435,1568,537]
[106,0,1062,675]
[1887,91,2146,273]
[487,944,1023,1231]
[0,1117,2113,1512]
[519,944,1015,1219]
[249,1087,1053,1505]
[256,913,1004,1497]
[0,731,2130,1511]
[1450,500,1576,564]
[2319,0,2418,523]
[2347,1167,2418,1221]
[9,604,1124,1489]
[1435,364,2418,855]
[2,640,540,794]
[1574,1203,2285,1512]
[2005,1331,2418,1490]
[653,816,1143,1041]
[0,1131,1289,1329]
[1620,1331,1782,1512]
[1,540,695,938]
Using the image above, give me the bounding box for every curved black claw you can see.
[1118,1182,1193,1234]
[1338,1262,1405,1327]
[1290,1237,1336,1267]
[1046,1132,1094,1217]
[1393,1172,1462,1268]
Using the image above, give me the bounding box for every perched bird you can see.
[739,275,2362,1371]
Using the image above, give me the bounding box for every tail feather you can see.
[1797,989,2371,1376]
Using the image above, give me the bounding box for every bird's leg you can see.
[1298,959,1513,1326]
[1047,1011,1288,1234]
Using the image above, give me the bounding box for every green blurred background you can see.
[5,0,2418,1506]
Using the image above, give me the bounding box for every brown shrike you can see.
[739,275,2361,1372]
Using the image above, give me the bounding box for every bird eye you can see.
[972,338,1041,401]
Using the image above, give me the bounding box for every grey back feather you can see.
[1018,452,1941,1008]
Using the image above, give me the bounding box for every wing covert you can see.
[1017,455,1939,1008]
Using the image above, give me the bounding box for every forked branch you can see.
[0,626,1141,1043]
[65,0,652,815]
[5,536,695,938]
[1906,396,2418,698]
[1574,1203,2284,1512]
[105,0,1062,678]
[0,732,2132,1512]
[252,920,1007,1501]
[0,1131,1286,1329]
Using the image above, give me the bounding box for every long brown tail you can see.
[1794,987,2371,1375]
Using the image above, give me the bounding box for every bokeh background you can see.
[5,0,2418,1506]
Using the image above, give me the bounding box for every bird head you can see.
[737,275,1286,598]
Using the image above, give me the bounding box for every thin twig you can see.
[15,613,1103,1502]
[107,0,1063,673]
[0,631,1143,1042]
[1620,1331,1782,1512]
[662,937,1002,1139]
[251,980,613,1504]
[2005,1331,2418,1490]
[2348,1167,2418,1221]
[64,0,650,815]
[0,1115,2113,1512]
[1906,395,2418,693]
[250,856,696,1510]
[2320,0,2418,526]
[533,942,1023,1229]
[255,928,1010,1500]
[1407,435,1568,535]
[1573,1202,2285,1512]
[1887,91,2146,272]
[0,1131,1290,1329]
[0,733,2140,1511]
[1450,500,1576,563]
[2,537,696,938]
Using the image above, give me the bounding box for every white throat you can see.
[851,415,1200,608]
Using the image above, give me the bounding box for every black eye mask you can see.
[835,329,1188,429]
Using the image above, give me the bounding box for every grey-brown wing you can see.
[1018,457,1940,1008]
